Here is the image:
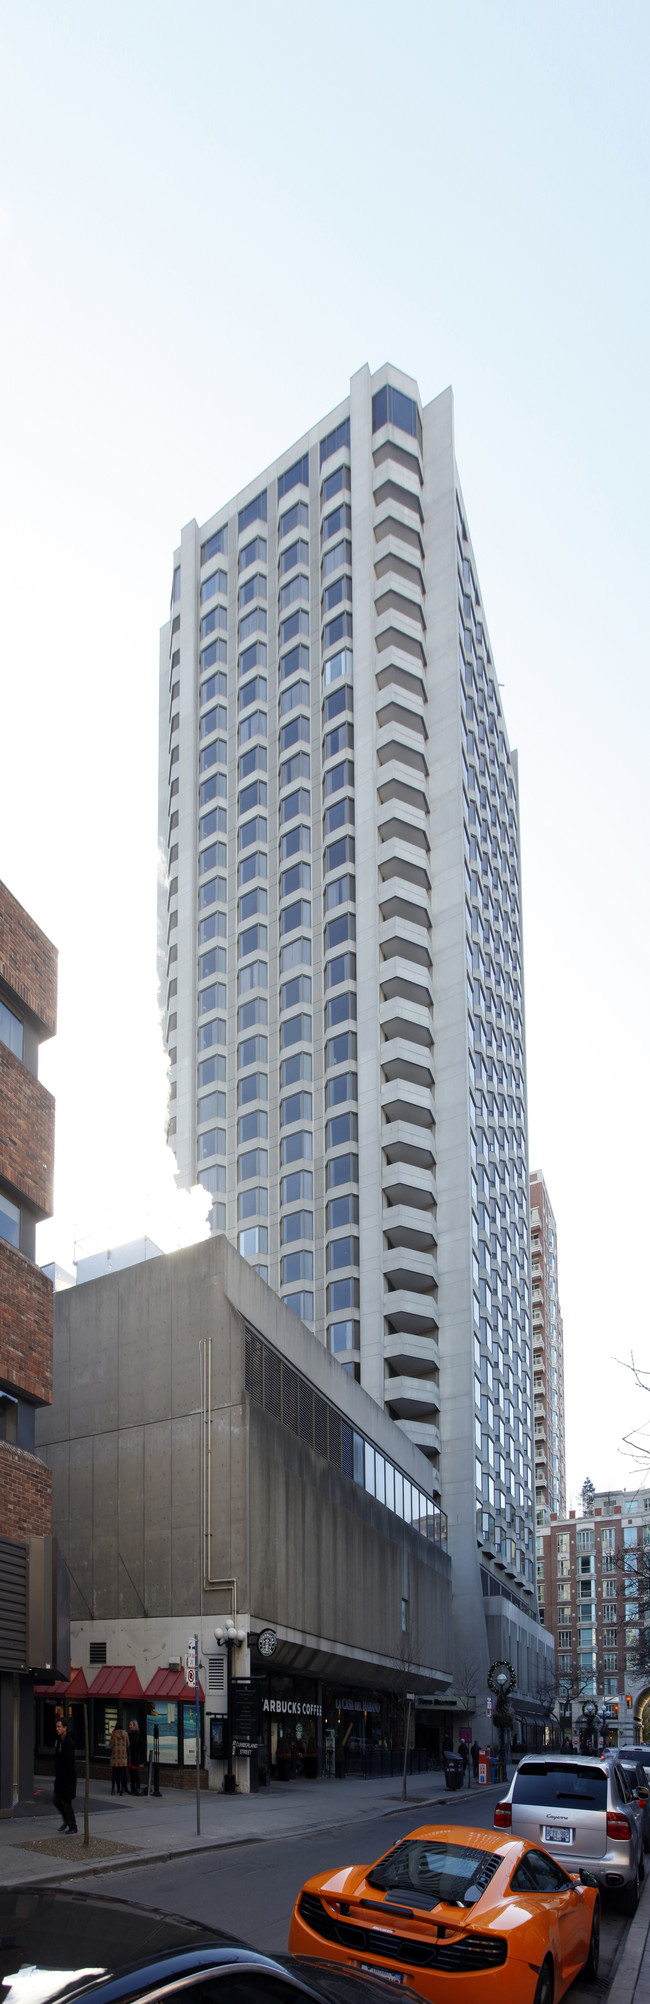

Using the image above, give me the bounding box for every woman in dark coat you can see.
[54,1719,77,1832]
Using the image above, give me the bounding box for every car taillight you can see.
[494,1802,512,1828]
[607,1811,631,1840]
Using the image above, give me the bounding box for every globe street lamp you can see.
[215,1620,247,1794]
[488,1660,516,1783]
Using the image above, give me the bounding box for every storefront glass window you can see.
[146,1700,178,1764]
[365,1441,375,1494]
[375,1454,385,1505]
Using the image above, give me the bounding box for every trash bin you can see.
[444,1754,464,1791]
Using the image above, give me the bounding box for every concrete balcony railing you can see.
[381,1077,434,1129]
[382,1203,437,1254]
[382,1161,437,1209]
[379,916,432,969]
[377,762,429,817]
[385,1374,441,1422]
[383,1243,437,1293]
[376,685,428,740]
[381,1037,434,1090]
[380,956,433,1011]
[378,838,431,891]
[384,1329,440,1377]
[382,1119,436,1171]
[380,995,432,1049]
[394,1416,442,1472]
[378,878,432,933]
[383,1287,439,1334]
[376,724,429,777]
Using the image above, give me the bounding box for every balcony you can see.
[380,996,432,1048]
[384,1329,440,1377]
[376,724,429,777]
[383,1204,437,1254]
[382,1119,436,1171]
[383,1244,438,1293]
[385,1375,440,1421]
[381,1038,433,1090]
[378,840,431,892]
[378,879,431,932]
[379,916,432,969]
[382,1161,437,1208]
[0,1048,55,1218]
[384,1287,439,1334]
[376,689,427,740]
[381,1078,434,1129]
[378,798,429,852]
[380,957,433,1011]
[0,1240,52,1402]
[395,1417,442,1471]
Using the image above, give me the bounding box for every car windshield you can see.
[0,1891,236,2004]
[513,1764,607,1810]
[366,1841,501,1909]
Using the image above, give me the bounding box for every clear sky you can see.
[1,0,648,1501]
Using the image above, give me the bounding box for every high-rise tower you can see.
[159,364,550,1710]
[530,1169,567,1521]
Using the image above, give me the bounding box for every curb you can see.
[604,1862,650,2003]
[1,1782,503,1889]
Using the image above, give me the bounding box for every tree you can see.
[581,1476,596,1515]
[455,1654,481,1786]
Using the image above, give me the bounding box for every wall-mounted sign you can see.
[257,1628,277,1658]
[262,1697,322,1718]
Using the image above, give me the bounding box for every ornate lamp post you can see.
[215,1619,247,1794]
[488,1660,516,1782]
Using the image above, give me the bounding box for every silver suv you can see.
[495,1754,644,1912]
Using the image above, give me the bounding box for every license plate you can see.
[544,1825,573,1844]
[357,1967,404,1986]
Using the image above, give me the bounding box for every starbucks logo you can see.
[257,1628,277,1658]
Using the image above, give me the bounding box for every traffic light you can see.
[613,1703,619,1717]
[626,1695,633,1710]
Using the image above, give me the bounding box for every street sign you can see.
[486,1696,492,1716]
[185,1664,196,1688]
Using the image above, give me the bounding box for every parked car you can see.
[494,1752,644,1912]
[619,1759,650,1850]
[0,1888,426,2004]
[289,1821,600,2003]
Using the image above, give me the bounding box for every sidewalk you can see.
[606,1863,650,2003]
[0,1768,509,1888]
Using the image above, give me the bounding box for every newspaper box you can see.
[478,1748,490,1785]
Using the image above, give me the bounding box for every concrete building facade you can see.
[37,1235,453,1787]
[537,1487,650,1747]
[158,364,553,1728]
[530,1170,566,1521]
[0,880,68,1813]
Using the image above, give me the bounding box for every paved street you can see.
[64,1787,628,1995]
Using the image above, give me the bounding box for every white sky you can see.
[0,1,648,1501]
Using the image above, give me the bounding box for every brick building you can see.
[530,1170,566,1522]
[537,1487,650,1747]
[0,880,67,1812]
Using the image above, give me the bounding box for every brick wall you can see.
[0,1046,54,1217]
[0,1440,51,1539]
[0,881,57,1038]
[0,1241,53,1403]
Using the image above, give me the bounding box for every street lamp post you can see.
[488,1660,517,1784]
[215,1620,246,1794]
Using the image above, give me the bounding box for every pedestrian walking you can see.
[128,1718,141,1795]
[109,1722,130,1794]
[471,1738,479,1779]
[54,1719,77,1832]
[459,1739,468,1772]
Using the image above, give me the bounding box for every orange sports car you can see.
[288,1823,600,2004]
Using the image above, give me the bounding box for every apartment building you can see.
[158,363,552,1717]
[537,1487,650,1745]
[530,1170,566,1521]
[0,880,68,1811]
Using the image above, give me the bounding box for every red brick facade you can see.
[0,1045,55,1218]
[0,882,57,1038]
[0,1240,53,1403]
[0,1440,52,1538]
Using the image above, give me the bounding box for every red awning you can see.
[89,1665,145,1700]
[33,1666,91,1699]
[144,1668,205,1702]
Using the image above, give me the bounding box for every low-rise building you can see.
[36,1234,453,1788]
[0,880,68,1813]
[537,1486,650,1745]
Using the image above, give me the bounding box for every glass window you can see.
[280,716,310,755]
[281,1012,312,1047]
[365,1442,375,1494]
[279,499,309,539]
[280,574,310,612]
[239,572,267,609]
[198,1090,226,1124]
[323,538,352,578]
[278,453,309,500]
[201,526,228,564]
[320,417,350,465]
[237,1072,268,1105]
[281,1170,313,1204]
[239,885,268,921]
[0,999,23,1060]
[324,647,353,687]
[281,608,309,646]
[239,535,267,572]
[200,568,228,604]
[323,576,352,615]
[172,564,181,601]
[281,538,309,576]
[284,1290,314,1322]
[326,1151,358,1188]
[239,1147,268,1181]
[327,1276,359,1312]
[281,1210,313,1243]
[238,1186,268,1220]
[281,1090,312,1125]
[281,1249,313,1284]
[323,502,352,541]
[322,463,351,504]
[327,1236,359,1270]
[280,676,310,716]
[238,490,267,534]
[372,383,422,448]
[238,1033,268,1066]
[280,1130,313,1165]
[201,637,227,671]
[0,1191,20,1249]
[329,1320,358,1353]
[238,1110,268,1144]
[239,709,267,745]
[326,1194,358,1230]
[239,674,267,710]
[239,1226,268,1258]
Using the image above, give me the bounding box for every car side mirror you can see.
[579,1870,599,1889]
[637,1787,649,1800]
